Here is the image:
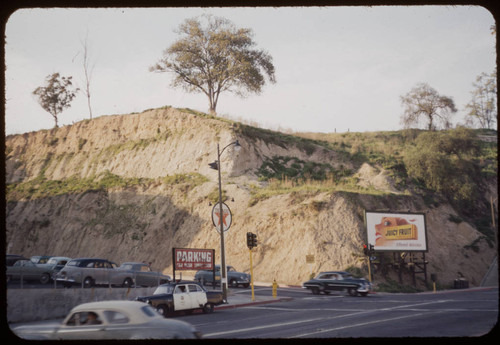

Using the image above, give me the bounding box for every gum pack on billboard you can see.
[365,211,428,252]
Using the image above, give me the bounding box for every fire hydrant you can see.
[272,279,278,298]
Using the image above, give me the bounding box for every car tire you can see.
[312,287,320,295]
[230,279,238,288]
[348,288,358,296]
[6,275,11,283]
[40,273,50,285]
[122,278,133,288]
[156,304,169,317]
[83,277,94,288]
[203,303,214,314]
[359,292,368,297]
[242,283,250,288]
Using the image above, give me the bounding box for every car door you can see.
[188,284,207,309]
[173,285,191,311]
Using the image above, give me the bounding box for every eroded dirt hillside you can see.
[5,108,497,287]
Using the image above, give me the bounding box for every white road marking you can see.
[291,312,427,338]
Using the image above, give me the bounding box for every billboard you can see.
[173,248,215,270]
[365,211,427,252]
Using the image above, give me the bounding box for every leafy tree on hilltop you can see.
[33,73,79,128]
[150,15,276,115]
[400,83,457,130]
[403,128,482,213]
[464,70,497,130]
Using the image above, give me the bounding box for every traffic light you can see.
[368,244,374,254]
[363,244,368,255]
[208,161,219,170]
[247,232,253,249]
[247,232,258,249]
[251,233,258,248]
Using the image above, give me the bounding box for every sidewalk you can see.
[216,292,292,310]
[214,282,295,310]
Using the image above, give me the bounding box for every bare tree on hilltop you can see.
[150,14,276,115]
[400,83,457,130]
[33,73,79,128]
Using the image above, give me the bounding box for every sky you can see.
[3,6,497,135]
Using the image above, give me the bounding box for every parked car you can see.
[110,262,171,287]
[55,258,117,288]
[30,255,53,264]
[11,300,202,340]
[37,256,72,275]
[6,259,56,284]
[302,271,372,296]
[194,265,251,288]
[135,281,225,316]
[6,254,28,267]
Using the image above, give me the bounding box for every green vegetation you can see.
[6,170,152,201]
[6,170,209,202]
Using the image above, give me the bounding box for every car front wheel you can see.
[156,304,170,317]
[40,273,50,285]
[83,277,94,288]
[311,287,320,295]
[122,278,133,288]
[203,303,214,314]
[348,288,358,296]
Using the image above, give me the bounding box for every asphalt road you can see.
[8,285,498,339]
[184,286,498,338]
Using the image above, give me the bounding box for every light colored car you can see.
[7,259,55,284]
[37,256,71,271]
[110,262,171,287]
[30,255,53,264]
[11,300,202,340]
[55,258,117,288]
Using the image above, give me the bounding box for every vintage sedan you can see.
[11,300,202,340]
[302,271,372,296]
[194,265,251,288]
[110,262,171,287]
[135,281,225,316]
[6,259,57,284]
[55,258,117,288]
[37,256,72,272]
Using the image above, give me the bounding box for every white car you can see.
[11,300,202,340]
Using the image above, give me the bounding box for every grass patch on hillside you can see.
[248,176,389,206]
[6,171,153,200]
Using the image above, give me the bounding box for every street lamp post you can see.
[211,140,241,301]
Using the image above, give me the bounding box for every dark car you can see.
[302,271,372,297]
[55,258,117,288]
[135,281,225,316]
[6,254,28,267]
[194,265,251,288]
[6,259,56,284]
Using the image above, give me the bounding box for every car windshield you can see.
[154,285,174,295]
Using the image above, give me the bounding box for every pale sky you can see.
[4,6,496,135]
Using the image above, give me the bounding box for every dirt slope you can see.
[5,107,497,288]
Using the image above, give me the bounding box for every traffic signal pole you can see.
[249,248,255,301]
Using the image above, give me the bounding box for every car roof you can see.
[72,300,147,311]
[48,256,72,260]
